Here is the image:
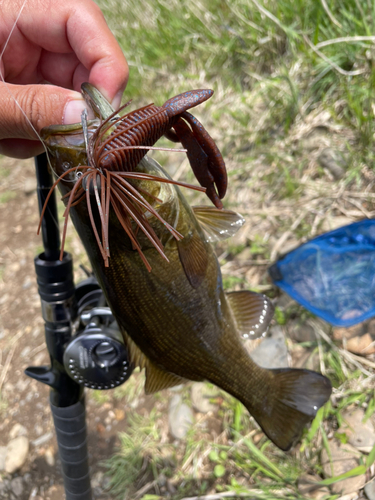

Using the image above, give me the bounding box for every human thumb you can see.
[0,83,89,142]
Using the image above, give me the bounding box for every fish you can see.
[40,86,332,451]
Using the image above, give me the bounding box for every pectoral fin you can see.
[226,290,274,339]
[177,233,208,288]
[193,206,245,242]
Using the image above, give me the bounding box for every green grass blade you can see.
[318,465,367,486]
[243,438,284,478]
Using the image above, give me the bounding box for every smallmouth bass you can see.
[40,85,331,451]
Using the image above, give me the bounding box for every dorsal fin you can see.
[177,232,208,288]
[226,290,274,339]
[193,206,245,242]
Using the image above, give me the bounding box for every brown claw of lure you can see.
[90,87,227,208]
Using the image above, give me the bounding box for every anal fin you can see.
[145,362,186,394]
[120,329,186,394]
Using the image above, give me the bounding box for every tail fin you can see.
[250,369,332,451]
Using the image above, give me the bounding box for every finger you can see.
[39,51,90,91]
[0,82,88,143]
[11,0,128,107]
[0,138,44,159]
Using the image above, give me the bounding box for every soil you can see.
[0,157,157,500]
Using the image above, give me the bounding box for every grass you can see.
[0,191,16,205]
[88,0,375,498]
[104,339,375,499]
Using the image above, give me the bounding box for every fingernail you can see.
[63,98,89,125]
[112,90,124,111]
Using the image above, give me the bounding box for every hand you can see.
[0,0,128,158]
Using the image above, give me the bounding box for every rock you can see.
[342,408,375,453]
[168,394,194,440]
[169,384,185,392]
[318,147,346,179]
[0,480,8,496]
[9,423,28,440]
[191,383,218,413]
[249,326,289,368]
[91,471,104,489]
[24,177,37,194]
[10,477,23,497]
[0,446,7,471]
[365,478,375,500]
[321,440,366,495]
[346,333,375,355]
[5,436,29,474]
[297,473,330,499]
[288,321,316,343]
[333,324,365,341]
[45,446,55,467]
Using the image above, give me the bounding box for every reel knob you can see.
[63,329,132,390]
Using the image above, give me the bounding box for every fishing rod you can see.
[26,153,133,500]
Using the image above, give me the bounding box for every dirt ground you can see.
[0,156,153,500]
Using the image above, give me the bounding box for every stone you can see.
[91,471,104,489]
[9,423,28,440]
[10,477,23,497]
[321,440,366,495]
[365,478,375,500]
[191,383,218,413]
[24,177,37,194]
[168,394,194,440]
[318,147,346,179]
[333,324,365,341]
[346,333,375,355]
[297,473,330,499]
[5,436,29,474]
[45,446,55,467]
[0,480,8,496]
[249,326,289,368]
[0,446,7,471]
[342,409,375,453]
[287,321,316,343]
